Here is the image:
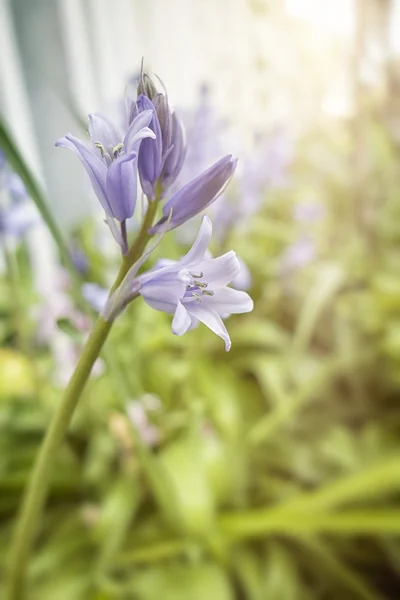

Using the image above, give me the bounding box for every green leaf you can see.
[0,119,76,275]
[292,262,344,353]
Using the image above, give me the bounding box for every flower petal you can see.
[197,251,240,287]
[203,287,253,315]
[82,283,109,313]
[88,113,121,151]
[104,213,124,247]
[179,216,212,267]
[160,111,186,191]
[136,95,163,199]
[123,109,155,152]
[55,135,111,214]
[186,304,231,351]
[106,151,138,221]
[172,302,192,336]
[150,155,237,232]
[231,257,252,291]
[139,273,187,314]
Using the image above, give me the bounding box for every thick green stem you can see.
[5,201,158,600]
[6,316,112,600]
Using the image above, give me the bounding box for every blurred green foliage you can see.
[1,116,400,600]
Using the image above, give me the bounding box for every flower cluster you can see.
[57,68,253,350]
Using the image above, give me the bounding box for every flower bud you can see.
[137,71,158,99]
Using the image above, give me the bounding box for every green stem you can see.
[6,316,111,600]
[5,201,158,600]
[111,199,159,292]
[2,240,26,352]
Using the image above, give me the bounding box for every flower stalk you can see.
[5,201,159,600]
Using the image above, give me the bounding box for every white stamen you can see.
[94,141,105,157]
[112,142,124,157]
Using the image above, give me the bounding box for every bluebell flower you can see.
[0,157,40,237]
[0,201,39,238]
[56,110,155,251]
[82,282,109,313]
[150,155,237,233]
[130,95,163,199]
[128,70,187,199]
[231,257,252,291]
[159,111,186,191]
[130,73,238,228]
[137,216,253,350]
[172,89,293,243]
[5,173,28,203]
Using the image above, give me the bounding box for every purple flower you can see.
[171,89,293,242]
[132,95,163,199]
[150,155,237,234]
[231,257,252,291]
[0,201,39,238]
[129,70,187,198]
[279,237,316,273]
[71,248,89,275]
[82,283,108,313]
[160,111,186,191]
[56,110,155,250]
[137,216,253,350]
[0,159,40,237]
[5,173,28,203]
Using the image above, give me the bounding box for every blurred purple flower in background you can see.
[293,201,325,224]
[0,153,40,238]
[279,236,316,274]
[82,282,109,313]
[173,87,294,242]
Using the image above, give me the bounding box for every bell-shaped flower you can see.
[131,95,163,199]
[55,110,155,251]
[160,111,186,191]
[137,216,253,350]
[130,70,187,199]
[150,155,237,233]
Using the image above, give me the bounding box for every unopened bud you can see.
[137,72,158,99]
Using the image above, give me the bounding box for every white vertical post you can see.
[0,0,77,384]
[57,0,98,115]
[86,0,125,112]
[0,0,59,299]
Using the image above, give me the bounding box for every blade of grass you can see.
[219,510,400,539]
[266,455,400,515]
[292,263,344,354]
[247,358,339,446]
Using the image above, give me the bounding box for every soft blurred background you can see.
[1,0,400,598]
